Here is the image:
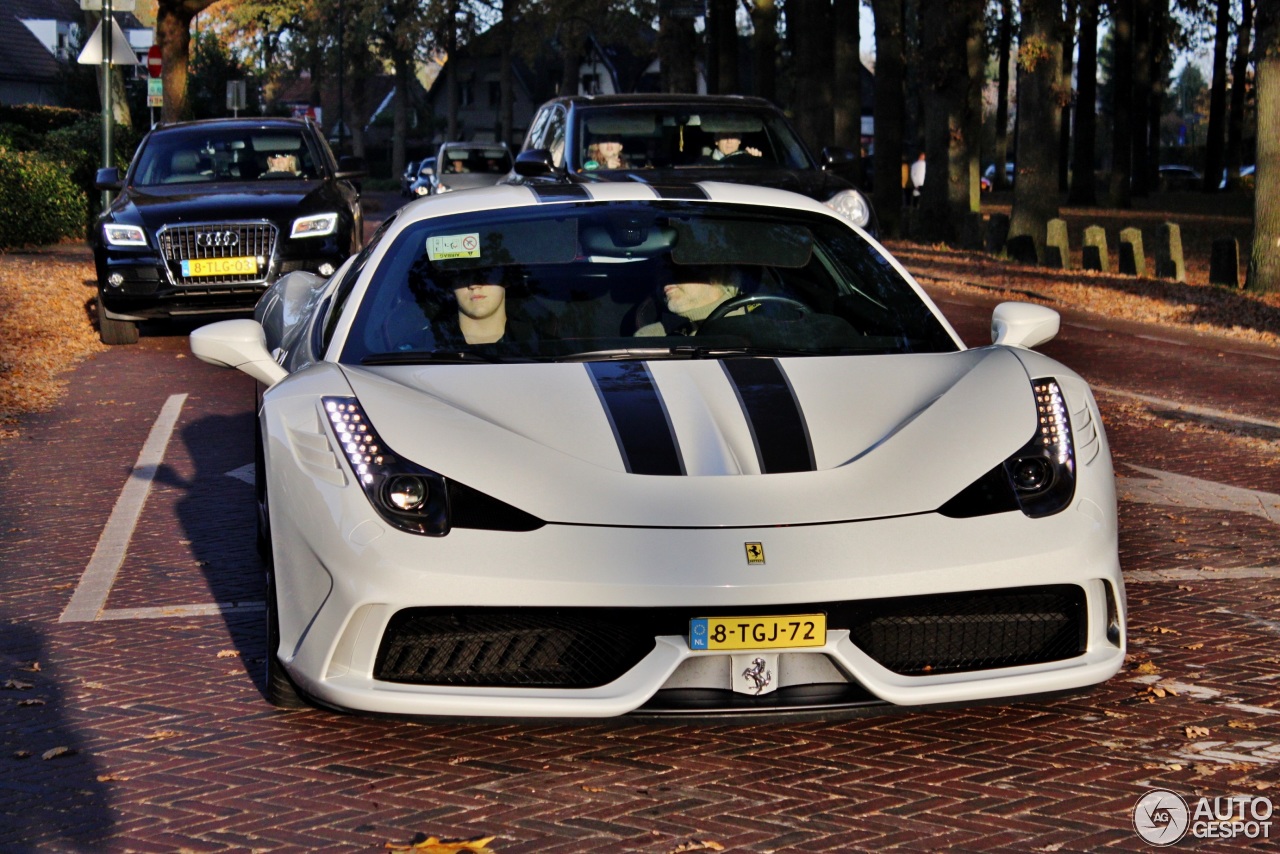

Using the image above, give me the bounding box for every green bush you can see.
[0,147,87,250]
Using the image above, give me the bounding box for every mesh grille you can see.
[374,586,1087,688]
[375,610,658,688]
[847,586,1086,676]
[158,222,277,286]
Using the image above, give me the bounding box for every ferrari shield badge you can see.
[745,542,765,565]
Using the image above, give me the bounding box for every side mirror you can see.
[335,155,367,179]
[95,167,123,191]
[190,319,288,387]
[820,147,856,168]
[991,302,1060,349]
[514,148,556,177]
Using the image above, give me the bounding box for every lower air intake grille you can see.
[375,610,658,688]
[847,585,1086,676]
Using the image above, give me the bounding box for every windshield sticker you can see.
[427,233,481,260]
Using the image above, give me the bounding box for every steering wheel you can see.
[702,294,812,325]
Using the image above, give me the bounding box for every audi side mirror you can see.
[514,149,557,178]
[95,167,123,191]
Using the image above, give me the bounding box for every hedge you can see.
[0,147,87,250]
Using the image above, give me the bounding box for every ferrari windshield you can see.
[340,202,958,364]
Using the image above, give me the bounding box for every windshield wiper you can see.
[361,349,511,365]
[557,345,823,362]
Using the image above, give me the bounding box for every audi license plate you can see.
[182,256,257,277]
[688,614,826,650]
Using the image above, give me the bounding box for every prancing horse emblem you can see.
[742,657,772,695]
[744,542,765,565]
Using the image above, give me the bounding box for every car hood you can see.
[115,182,333,229]
[334,347,1036,527]
[580,167,851,201]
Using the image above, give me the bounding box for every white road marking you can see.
[97,601,264,620]
[1127,566,1280,582]
[1095,385,1280,431]
[226,463,255,485]
[1116,464,1280,525]
[59,394,188,623]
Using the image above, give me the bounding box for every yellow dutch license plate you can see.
[688,614,826,651]
[182,256,257,277]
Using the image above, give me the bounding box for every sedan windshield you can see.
[340,202,957,364]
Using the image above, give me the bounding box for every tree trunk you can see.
[1069,0,1099,204]
[1131,0,1153,196]
[392,54,411,177]
[871,0,907,237]
[994,0,1012,190]
[790,0,834,150]
[1226,0,1254,186]
[1058,1,1077,193]
[500,1,517,146]
[1108,0,1134,207]
[751,0,777,102]
[659,13,698,92]
[156,0,220,123]
[1247,0,1280,293]
[446,2,458,140]
[1008,0,1065,261]
[1204,0,1233,191]
[918,0,983,242]
[833,0,862,162]
[709,0,738,93]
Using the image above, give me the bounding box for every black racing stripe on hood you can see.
[722,359,815,474]
[528,184,591,202]
[650,184,709,200]
[586,362,684,476]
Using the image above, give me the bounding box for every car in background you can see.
[983,161,1017,190]
[510,94,876,234]
[429,142,514,195]
[408,157,437,197]
[92,117,365,344]
[1157,164,1202,191]
[190,180,1124,718]
[400,159,420,197]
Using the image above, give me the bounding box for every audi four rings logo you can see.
[196,231,239,248]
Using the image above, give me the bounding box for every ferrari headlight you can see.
[292,213,337,238]
[824,189,871,228]
[938,377,1076,519]
[435,183,452,194]
[104,223,148,247]
[323,396,450,536]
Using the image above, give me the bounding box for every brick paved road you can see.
[1,247,1278,851]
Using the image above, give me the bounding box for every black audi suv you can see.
[92,117,364,344]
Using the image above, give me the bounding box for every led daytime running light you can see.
[1033,379,1073,471]
[325,398,383,484]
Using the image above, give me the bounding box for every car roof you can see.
[149,117,316,135]
[543,93,784,112]
[395,181,836,226]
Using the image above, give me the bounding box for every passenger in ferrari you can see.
[432,269,535,346]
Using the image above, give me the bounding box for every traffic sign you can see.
[76,18,140,65]
[147,45,162,78]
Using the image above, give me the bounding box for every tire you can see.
[96,293,139,345]
[265,569,306,709]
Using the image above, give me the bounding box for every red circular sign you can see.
[147,45,162,78]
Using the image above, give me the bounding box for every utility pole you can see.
[101,0,114,210]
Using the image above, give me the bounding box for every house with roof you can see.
[0,0,150,107]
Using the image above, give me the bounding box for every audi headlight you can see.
[414,185,430,196]
[291,213,338,238]
[324,397,450,536]
[939,378,1077,519]
[824,189,871,228]
[104,224,147,247]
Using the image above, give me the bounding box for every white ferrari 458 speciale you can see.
[191,181,1125,718]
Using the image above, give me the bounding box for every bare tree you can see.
[790,0,834,148]
[1204,0,1234,190]
[992,0,1014,191]
[1108,0,1135,207]
[1008,0,1065,260]
[751,0,778,102]
[1247,0,1279,292]
[1226,0,1254,188]
[833,0,863,167]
